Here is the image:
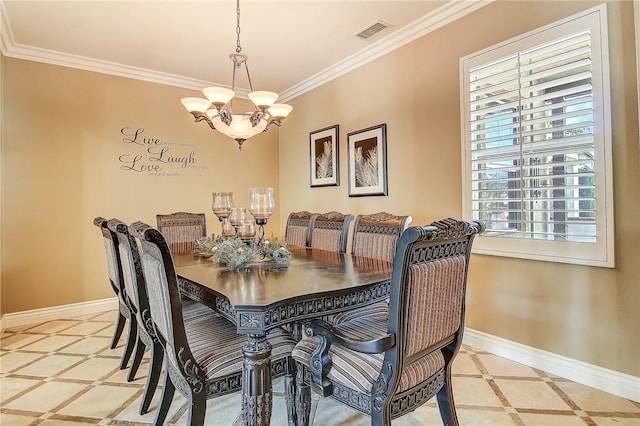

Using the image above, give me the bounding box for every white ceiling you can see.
[1,0,491,100]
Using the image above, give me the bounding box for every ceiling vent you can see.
[355,20,391,40]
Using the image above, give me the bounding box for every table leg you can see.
[242,333,273,426]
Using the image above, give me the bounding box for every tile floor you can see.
[1,310,639,425]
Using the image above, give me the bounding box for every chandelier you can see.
[180,0,293,151]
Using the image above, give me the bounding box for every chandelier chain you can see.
[236,0,242,54]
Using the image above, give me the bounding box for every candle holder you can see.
[248,187,275,244]
[212,192,234,223]
[229,207,247,235]
[237,219,256,244]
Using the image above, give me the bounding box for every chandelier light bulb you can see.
[181,97,211,113]
[268,103,293,120]
[248,91,279,111]
[203,87,235,109]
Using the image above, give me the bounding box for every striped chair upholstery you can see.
[92,217,136,370]
[131,222,297,426]
[309,211,354,253]
[285,211,316,247]
[292,218,484,426]
[351,212,413,262]
[156,212,206,255]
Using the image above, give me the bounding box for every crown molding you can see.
[0,0,492,100]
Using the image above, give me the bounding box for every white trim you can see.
[1,297,117,331]
[0,0,492,99]
[464,327,640,403]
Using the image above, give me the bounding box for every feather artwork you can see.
[354,146,378,187]
[316,141,333,178]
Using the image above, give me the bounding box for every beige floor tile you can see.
[0,333,47,350]
[24,320,81,334]
[0,377,41,403]
[94,326,118,338]
[518,412,590,425]
[57,383,141,418]
[58,357,122,381]
[0,413,36,426]
[37,420,97,426]
[452,352,482,375]
[3,381,88,412]
[452,376,505,407]
[59,321,113,336]
[555,381,640,413]
[477,353,540,377]
[457,408,517,425]
[59,336,112,355]
[495,379,572,410]
[13,354,86,377]
[592,417,640,425]
[91,311,119,322]
[0,352,45,373]
[20,335,83,352]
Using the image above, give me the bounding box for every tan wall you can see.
[1,51,4,318]
[2,59,280,313]
[279,0,640,376]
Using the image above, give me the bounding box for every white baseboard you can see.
[1,297,118,331]
[1,300,637,403]
[463,327,640,403]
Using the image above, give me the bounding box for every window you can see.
[460,5,614,267]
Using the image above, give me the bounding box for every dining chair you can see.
[284,210,316,247]
[351,212,413,262]
[309,211,354,253]
[156,212,207,255]
[292,218,484,426]
[130,221,298,426]
[93,217,137,370]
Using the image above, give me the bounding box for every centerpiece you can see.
[194,234,291,269]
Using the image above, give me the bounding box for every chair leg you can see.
[127,336,146,382]
[139,341,163,415]
[295,363,311,426]
[188,390,207,426]
[111,310,127,349]
[436,366,459,426]
[119,317,138,370]
[153,370,175,426]
[284,356,297,425]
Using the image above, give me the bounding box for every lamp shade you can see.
[181,97,212,113]
[248,91,279,110]
[203,87,235,107]
[268,103,293,120]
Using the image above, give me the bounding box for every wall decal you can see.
[118,127,208,176]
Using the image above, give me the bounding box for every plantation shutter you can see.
[468,31,596,243]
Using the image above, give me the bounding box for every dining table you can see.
[174,246,393,426]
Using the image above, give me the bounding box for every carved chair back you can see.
[350,212,412,262]
[284,211,316,247]
[93,217,127,300]
[156,212,207,255]
[309,211,354,253]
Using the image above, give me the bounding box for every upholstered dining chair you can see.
[351,212,413,262]
[131,221,298,426]
[93,217,137,370]
[309,211,354,253]
[292,218,484,426]
[156,212,207,255]
[284,211,317,247]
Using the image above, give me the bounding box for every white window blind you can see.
[460,5,614,267]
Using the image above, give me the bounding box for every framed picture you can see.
[347,123,388,197]
[309,124,340,187]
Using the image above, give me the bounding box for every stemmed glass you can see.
[212,192,234,222]
[248,187,275,243]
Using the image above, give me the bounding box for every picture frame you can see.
[347,123,388,197]
[309,124,340,187]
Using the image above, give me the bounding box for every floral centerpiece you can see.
[194,235,291,269]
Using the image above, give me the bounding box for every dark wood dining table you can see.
[174,247,393,426]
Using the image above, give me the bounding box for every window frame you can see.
[460,4,614,267]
